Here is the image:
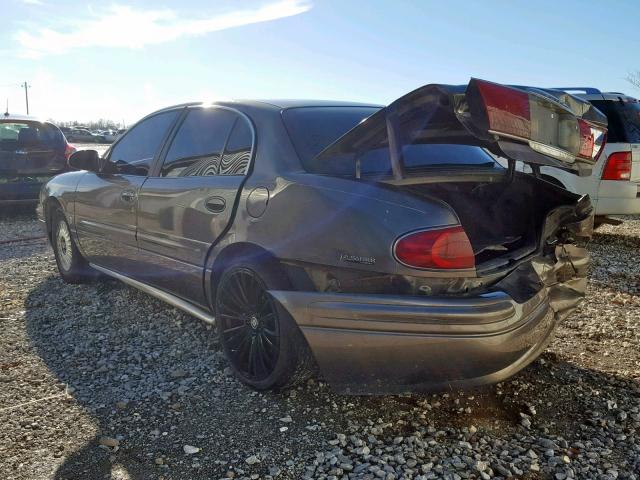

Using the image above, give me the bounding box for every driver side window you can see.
[108,110,179,176]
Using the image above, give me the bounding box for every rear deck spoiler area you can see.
[314,79,608,178]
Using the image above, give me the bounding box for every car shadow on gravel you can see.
[23,275,350,479]
[23,275,640,479]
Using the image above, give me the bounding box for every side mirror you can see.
[68,149,100,172]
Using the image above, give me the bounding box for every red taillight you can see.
[64,143,76,161]
[394,226,475,270]
[601,152,632,181]
[475,80,531,140]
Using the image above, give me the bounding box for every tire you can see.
[215,262,315,391]
[51,208,95,284]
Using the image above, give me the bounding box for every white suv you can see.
[540,88,640,223]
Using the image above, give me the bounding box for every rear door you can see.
[136,106,253,305]
[74,109,180,273]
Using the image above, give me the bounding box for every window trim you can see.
[150,105,256,179]
[103,107,185,177]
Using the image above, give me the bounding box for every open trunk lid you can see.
[313,78,608,179]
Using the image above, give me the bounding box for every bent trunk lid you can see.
[313,79,608,178]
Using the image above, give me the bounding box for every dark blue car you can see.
[0,113,75,205]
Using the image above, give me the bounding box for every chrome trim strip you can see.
[90,263,215,325]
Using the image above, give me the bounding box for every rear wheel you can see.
[51,208,95,284]
[215,264,314,391]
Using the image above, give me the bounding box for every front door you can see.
[136,106,253,306]
[74,109,181,273]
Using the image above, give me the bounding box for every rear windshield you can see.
[0,121,64,151]
[590,99,640,144]
[283,106,501,176]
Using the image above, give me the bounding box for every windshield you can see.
[283,106,502,176]
[311,143,501,176]
[591,99,640,144]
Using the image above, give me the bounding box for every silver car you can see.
[38,79,607,394]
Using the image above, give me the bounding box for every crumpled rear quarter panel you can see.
[271,201,593,394]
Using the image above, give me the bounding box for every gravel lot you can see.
[0,209,638,480]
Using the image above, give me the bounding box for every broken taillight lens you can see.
[601,152,632,180]
[472,79,607,164]
[394,226,475,270]
[577,119,606,162]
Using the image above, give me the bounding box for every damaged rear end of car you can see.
[269,79,606,394]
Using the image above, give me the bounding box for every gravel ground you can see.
[0,209,638,480]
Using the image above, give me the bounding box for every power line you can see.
[21,81,31,115]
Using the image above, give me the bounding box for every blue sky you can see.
[2,0,639,125]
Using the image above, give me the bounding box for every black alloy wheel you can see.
[215,263,315,391]
[217,268,281,382]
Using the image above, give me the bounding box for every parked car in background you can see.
[39,79,605,393]
[98,129,118,143]
[67,128,101,143]
[1,114,75,205]
[539,88,640,224]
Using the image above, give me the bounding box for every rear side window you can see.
[591,99,640,144]
[161,107,253,177]
[161,108,237,177]
[0,121,63,151]
[109,110,179,176]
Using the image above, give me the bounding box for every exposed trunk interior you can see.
[388,172,583,272]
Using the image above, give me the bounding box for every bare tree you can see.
[627,71,640,91]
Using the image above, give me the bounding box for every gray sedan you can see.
[38,79,607,394]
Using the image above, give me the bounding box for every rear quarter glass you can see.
[282,106,381,165]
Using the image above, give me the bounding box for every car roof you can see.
[1,112,54,123]
[151,99,383,115]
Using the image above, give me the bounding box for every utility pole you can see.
[21,81,30,115]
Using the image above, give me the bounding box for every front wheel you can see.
[215,265,314,391]
[51,208,95,284]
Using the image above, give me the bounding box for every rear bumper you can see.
[270,245,589,394]
[595,180,640,215]
[271,289,555,394]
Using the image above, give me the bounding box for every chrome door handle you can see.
[205,196,226,213]
[121,190,137,202]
